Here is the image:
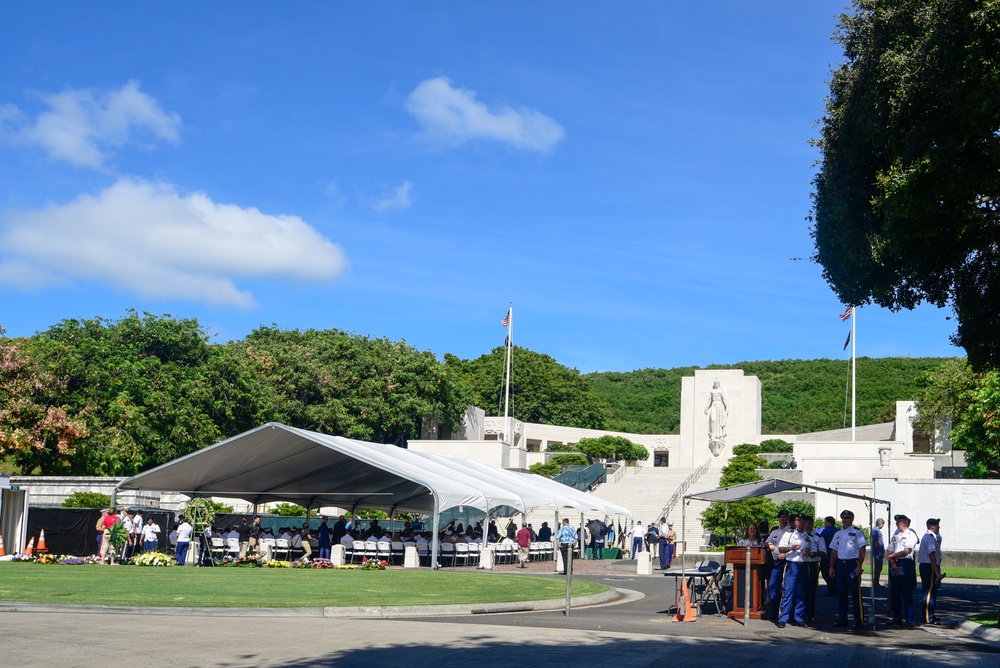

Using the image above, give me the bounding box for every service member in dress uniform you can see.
[887,514,919,626]
[802,515,826,625]
[828,509,867,629]
[776,514,809,628]
[765,509,792,621]
[918,518,943,625]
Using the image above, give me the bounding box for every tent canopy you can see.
[684,478,890,506]
[116,423,632,519]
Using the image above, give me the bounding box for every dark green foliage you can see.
[586,358,954,435]
[548,454,589,467]
[576,435,648,463]
[811,0,1000,370]
[544,443,577,453]
[270,503,313,517]
[61,491,111,508]
[446,346,608,429]
[247,327,470,446]
[701,443,776,540]
[529,461,561,478]
[584,367,695,433]
[776,499,814,518]
[758,439,793,453]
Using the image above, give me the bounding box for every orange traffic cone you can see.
[24,536,35,556]
[671,578,698,622]
[0,533,5,556]
[36,529,48,554]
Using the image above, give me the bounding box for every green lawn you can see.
[0,563,608,608]
[969,613,999,628]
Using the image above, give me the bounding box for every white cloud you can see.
[366,181,414,213]
[404,77,565,152]
[0,178,347,308]
[0,81,181,168]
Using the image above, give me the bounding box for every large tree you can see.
[0,330,88,474]
[23,311,266,475]
[811,0,1000,370]
[445,346,609,429]
[244,326,469,446]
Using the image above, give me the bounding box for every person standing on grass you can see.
[99,507,119,565]
[318,516,332,559]
[141,516,160,552]
[175,515,193,566]
[556,518,578,575]
[516,523,532,568]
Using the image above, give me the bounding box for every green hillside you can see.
[585,357,958,435]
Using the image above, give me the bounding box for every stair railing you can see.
[656,457,712,523]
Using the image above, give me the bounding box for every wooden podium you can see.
[725,546,768,620]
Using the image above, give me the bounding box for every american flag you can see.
[501,310,510,327]
[839,306,854,322]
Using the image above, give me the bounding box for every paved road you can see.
[3,562,999,667]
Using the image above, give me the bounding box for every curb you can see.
[0,587,623,619]
[956,617,1000,644]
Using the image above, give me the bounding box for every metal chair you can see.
[210,537,227,561]
[377,541,392,564]
[467,542,481,566]
[439,542,455,567]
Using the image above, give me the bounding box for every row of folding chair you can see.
[344,541,407,565]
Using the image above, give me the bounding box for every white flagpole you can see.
[851,307,856,442]
[504,303,513,445]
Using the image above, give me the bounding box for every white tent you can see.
[115,423,633,567]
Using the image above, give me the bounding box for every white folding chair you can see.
[440,542,455,566]
[364,541,379,562]
[390,541,405,565]
[494,542,512,565]
[274,538,291,561]
[467,542,481,566]
[377,541,392,564]
[454,542,470,566]
[225,538,240,558]
[529,541,542,562]
[210,537,227,561]
[417,542,430,566]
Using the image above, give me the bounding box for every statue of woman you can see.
[704,380,728,442]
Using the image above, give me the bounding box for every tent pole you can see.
[579,512,585,560]
[554,511,560,571]
[431,495,441,570]
[869,501,875,631]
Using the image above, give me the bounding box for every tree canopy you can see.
[811,0,1000,370]
[445,346,608,429]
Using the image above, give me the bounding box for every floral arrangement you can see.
[360,558,387,571]
[336,564,358,570]
[131,551,175,567]
[12,553,37,562]
[34,553,61,564]
[310,558,334,569]
[60,557,86,565]
[267,560,291,568]
[228,556,262,568]
[83,555,103,564]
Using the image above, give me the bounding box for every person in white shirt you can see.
[828,509,867,629]
[776,514,809,628]
[630,522,646,559]
[174,516,193,566]
[918,518,943,625]
[140,517,160,552]
[766,509,792,620]
[887,514,919,626]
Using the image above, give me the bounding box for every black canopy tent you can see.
[680,478,890,629]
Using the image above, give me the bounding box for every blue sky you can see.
[0,3,960,373]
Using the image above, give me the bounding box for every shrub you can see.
[61,491,111,508]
